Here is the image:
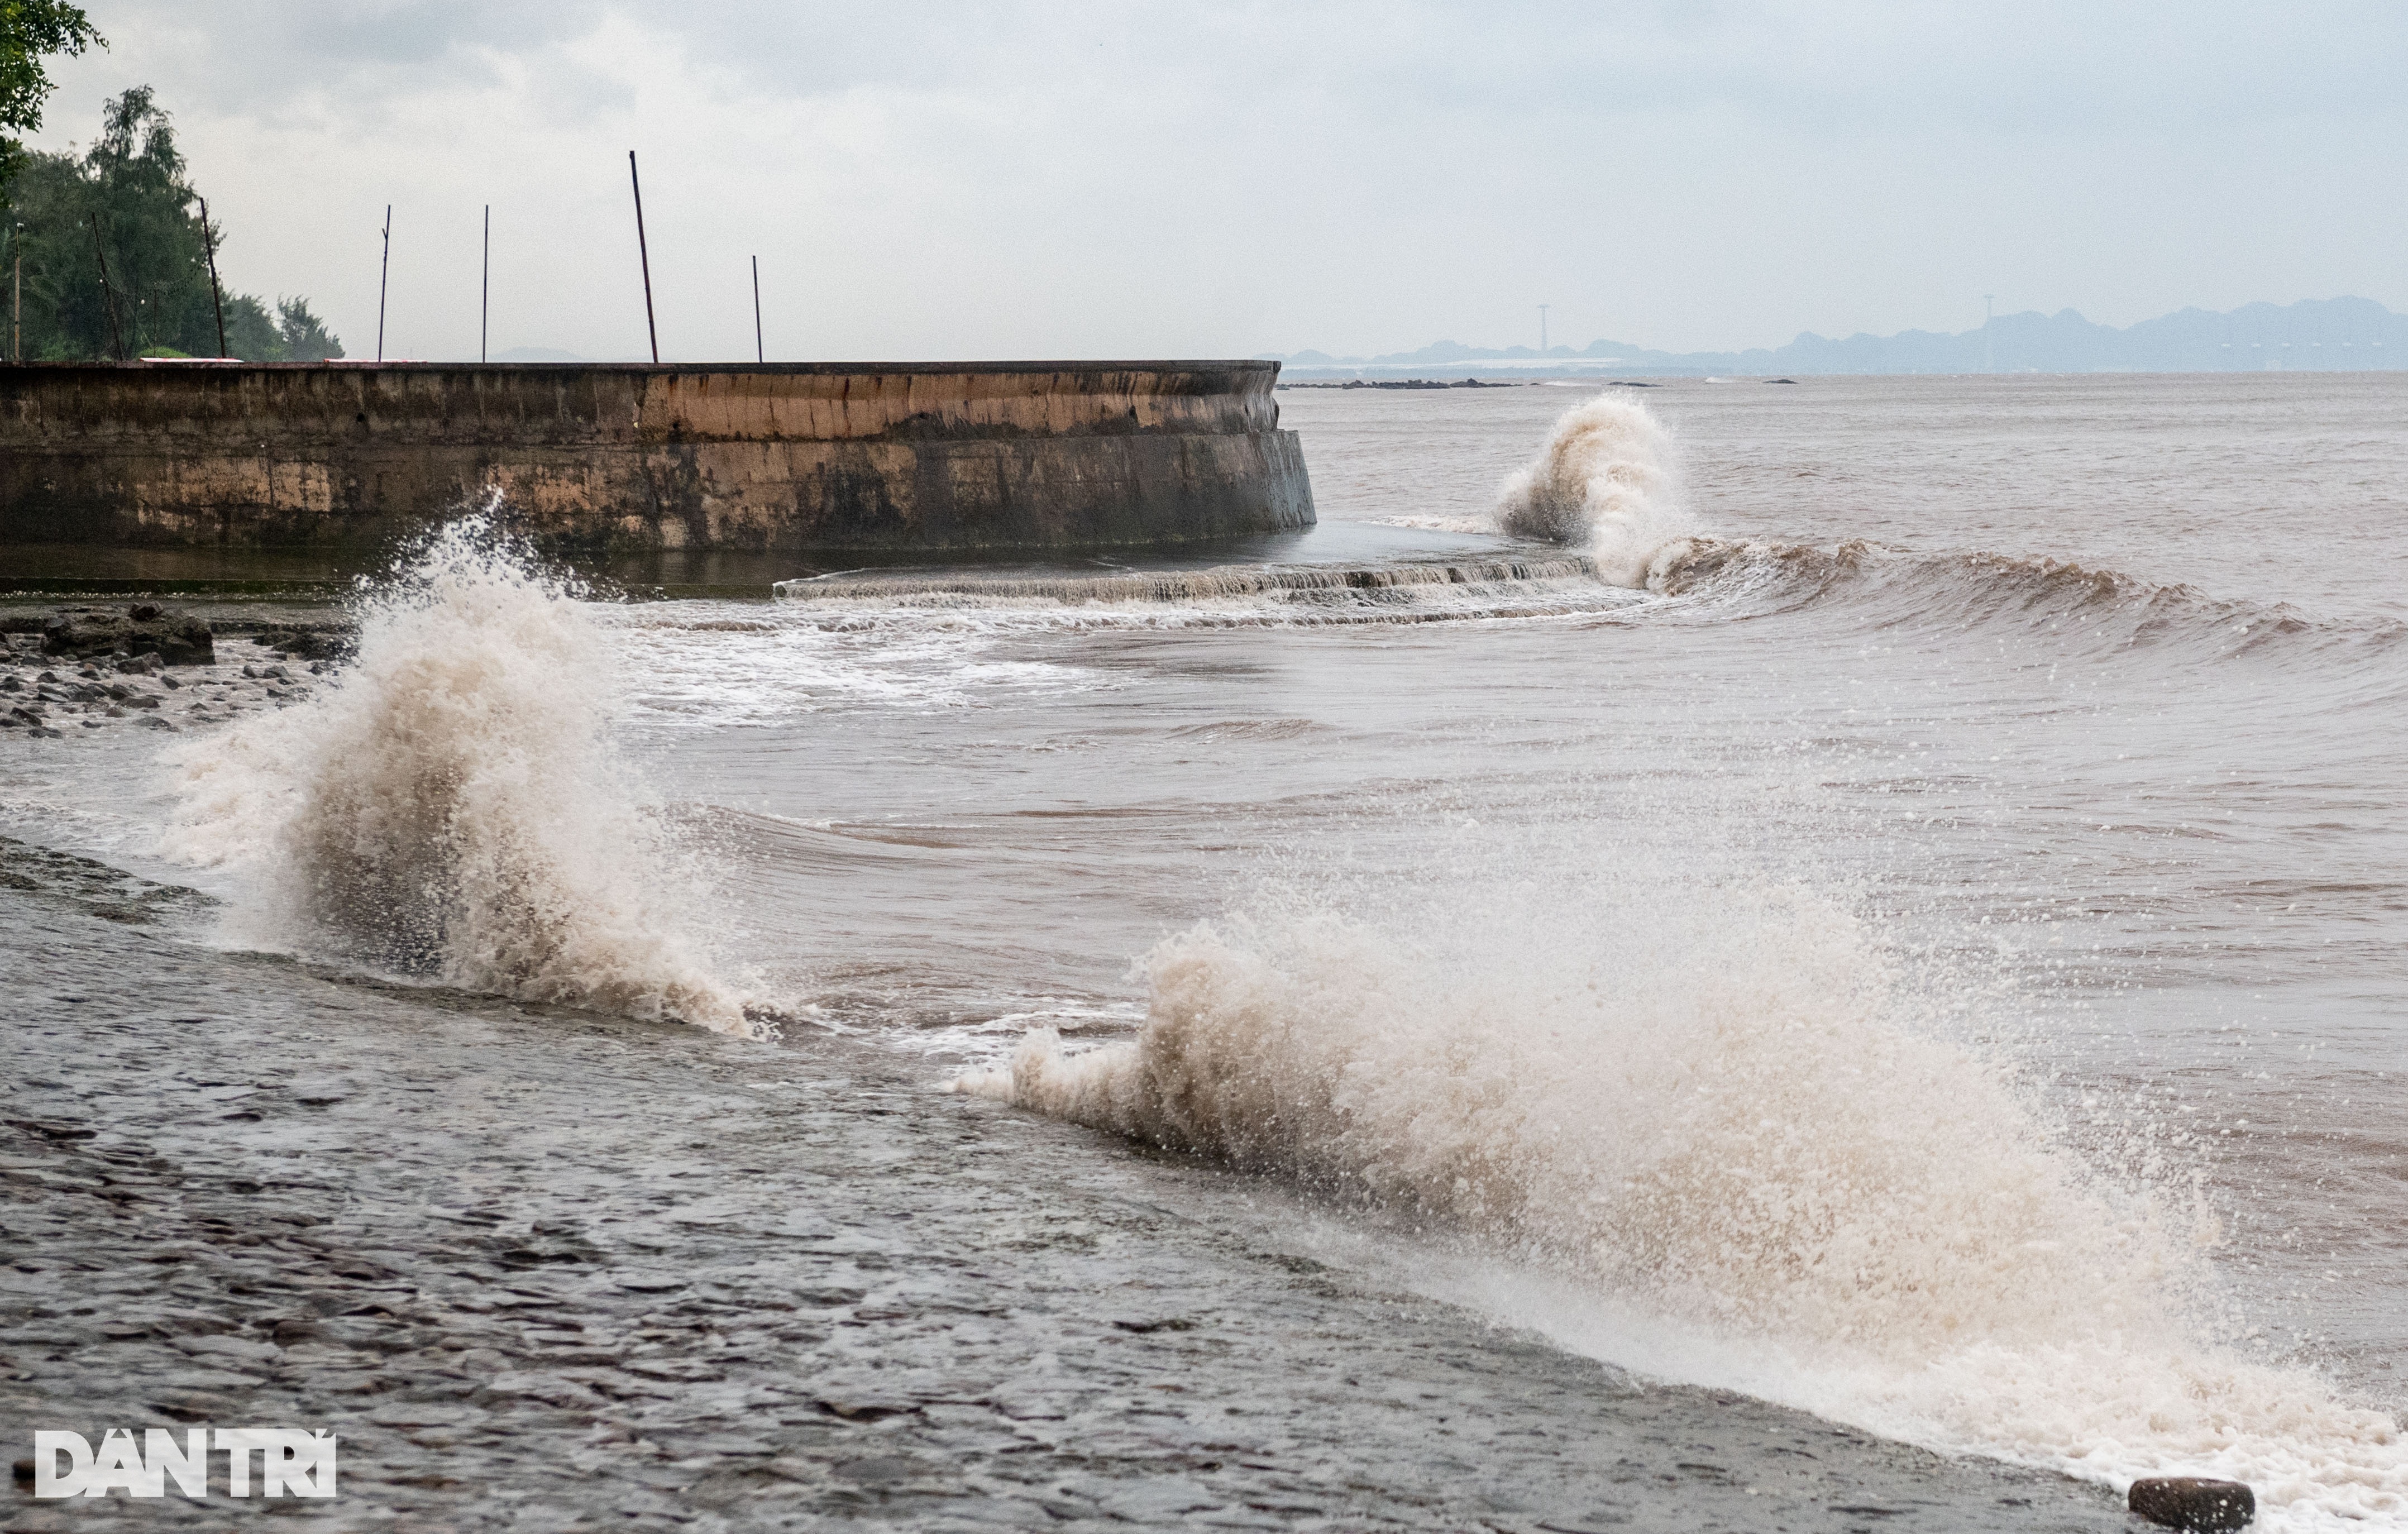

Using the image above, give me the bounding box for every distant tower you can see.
[1539,304,1550,352]
[1984,295,1996,373]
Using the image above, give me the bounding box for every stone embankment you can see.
[0,361,1315,556]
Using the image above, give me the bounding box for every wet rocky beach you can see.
[0,838,2130,1531]
[2,605,340,739]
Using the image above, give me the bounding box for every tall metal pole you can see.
[481,204,490,364]
[751,255,763,364]
[376,205,391,364]
[198,194,228,358]
[11,229,20,365]
[629,151,658,364]
[90,214,125,360]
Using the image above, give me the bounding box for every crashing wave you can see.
[161,515,757,1034]
[958,885,2408,1524]
[1496,394,1700,585]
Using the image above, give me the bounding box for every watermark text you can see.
[30,1428,337,1498]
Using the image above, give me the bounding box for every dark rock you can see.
[252,623,353,662]
[0,616,48,634]
[2128,1477,2254,1531]
[40,605,214,666]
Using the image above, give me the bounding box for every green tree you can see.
[0,0,103,199]
[275,294,341,361]
[4,86,343,361]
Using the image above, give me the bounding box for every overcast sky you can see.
[23,1,2408,362]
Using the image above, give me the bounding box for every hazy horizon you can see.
[21,2,2408,364]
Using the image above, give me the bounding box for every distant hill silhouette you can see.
[1269,297,2405,377]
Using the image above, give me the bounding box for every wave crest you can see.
[163,515,756,1033]
[958,884,2408,1518]
[1497,394,1698,584]
[962,890,2168,1354]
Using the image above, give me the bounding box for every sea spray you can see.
[161,517,756,1033]
[1498,393,1698,585]
[959,879,2408,1525]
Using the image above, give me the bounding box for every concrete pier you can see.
[0,360,1314,554]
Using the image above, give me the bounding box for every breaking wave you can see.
[959,878,2408,1526]
[1654,538,2408,669]
[1497,393,1700,584]
[763,537,2402,680]
[161,516,757,1034]
[776,556,1608,606]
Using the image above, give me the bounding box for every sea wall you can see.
[0,361,1314,553]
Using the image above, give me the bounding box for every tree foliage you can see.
[2,87,343,360]
[1,0,102,197]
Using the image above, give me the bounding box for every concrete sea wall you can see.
[0,361,1314,553]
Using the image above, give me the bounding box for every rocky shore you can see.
[1,604,340,738]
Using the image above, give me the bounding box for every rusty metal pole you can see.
[752,255,762,363]
[198,194,228,358]
[90,214,124,360]
[629,151,658,364]
[481,204,490,364]
[376,205,391,364]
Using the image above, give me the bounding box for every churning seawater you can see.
[5,374,2404,1528]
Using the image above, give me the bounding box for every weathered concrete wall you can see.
[0,361,1314,552]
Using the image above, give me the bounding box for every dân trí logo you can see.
[31,1428,337,1499]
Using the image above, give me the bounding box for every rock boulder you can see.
[2128,1477,2254,1531]
[40,604,214,666]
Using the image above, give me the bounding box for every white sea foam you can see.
[160,516,756,1034]
[959,876,2408,1529]
[1497,393,1699,584]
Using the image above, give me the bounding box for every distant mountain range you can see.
[1266,297,2405,378]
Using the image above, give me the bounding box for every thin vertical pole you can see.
[1538,304,1549,352]
[198,194,228,357]
[481,204,490,364]
[629,151,658,364]
[751,255,763,364]
[376,205,391,364]
[11,237,20,365]
[90,214,124,360]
